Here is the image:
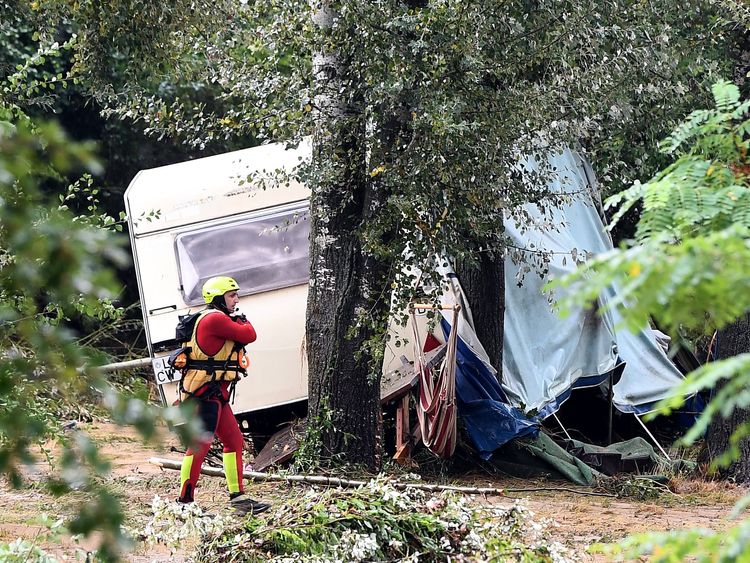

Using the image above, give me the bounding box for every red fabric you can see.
[180,398,245,499]
[196,312,257,356]
[423,333,442,353]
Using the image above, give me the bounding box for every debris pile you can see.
[142,478,572,562]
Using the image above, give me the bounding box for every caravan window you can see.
[175,205,310,305]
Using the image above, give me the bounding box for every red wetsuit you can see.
[179,310,256,503]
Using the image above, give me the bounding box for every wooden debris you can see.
[149,456,503,495]
[393,421,421,466]
[253,419,306,472]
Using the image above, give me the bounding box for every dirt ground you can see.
[0,422,745,562]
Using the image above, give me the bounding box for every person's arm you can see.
[196,312,257,354]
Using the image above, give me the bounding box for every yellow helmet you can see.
[202,276,240,304]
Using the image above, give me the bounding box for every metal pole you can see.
[633,414,672,461]
[552,412,572,441]
[608,371,614,445]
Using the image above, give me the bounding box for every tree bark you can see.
[306,3,389,470]
[697,33,750,481]
[454,251,505,377]
[700,313,750,483]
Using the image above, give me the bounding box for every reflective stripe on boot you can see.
[179,455,195,502]
[223,451,242,494]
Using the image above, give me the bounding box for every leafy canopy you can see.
[554,80,750,335]
[40,0,738,274]
[553,80,750,561]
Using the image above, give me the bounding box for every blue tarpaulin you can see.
[444,320,539,459]
[423,148,687,461]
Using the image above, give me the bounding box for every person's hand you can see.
[230,309,248,323]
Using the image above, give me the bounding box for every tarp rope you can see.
[410,303,461,459]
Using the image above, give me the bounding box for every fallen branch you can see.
[149,457,616,498]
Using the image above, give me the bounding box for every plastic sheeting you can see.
[605,284,687,414]
[443,318,539,459]
[421,148,685,457]
[501,149,685,417]
[434,267,538,459]
[502,150,619,415]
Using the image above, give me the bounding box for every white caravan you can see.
[125,141,415,418]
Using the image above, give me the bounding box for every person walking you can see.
[176,276,270,515]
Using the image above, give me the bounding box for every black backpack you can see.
[166,311,203,375]
[174,311,203,344]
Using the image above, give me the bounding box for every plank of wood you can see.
[253,419,306,472]
[393,421,422,465]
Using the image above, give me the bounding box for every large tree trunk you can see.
[698,18,750,484]
[305,3,389,470]
[700,314,750,482]
[454,252,505,376]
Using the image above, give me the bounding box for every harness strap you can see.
[179,344,247,401]
[228,379,239,405]
[185,358,246,373]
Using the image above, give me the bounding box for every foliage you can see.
[597,476,673,501]
[293,399,340,472]
[554,80,750,335]
[553,80,750,561]
[0,116,124,559]
[1,34,78,115]
[137,495,234,554]
[0,540,59,563]
[68,1,740,209]
[1,2,250,245]
[0,9,249,560]
[0,115,202,561]
[47,0,739,261]
[160,479,568,562]
[0,515,70,563]
[593,519,750,562]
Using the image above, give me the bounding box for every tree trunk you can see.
[700,313,750,483]
[698,15,750,484]
[732,29,750,98]
[306,3,389,470]
[454,251,505,377]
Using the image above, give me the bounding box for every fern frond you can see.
[604,180,644,230]
[676,357,750,444]
[734,188,750,228]
[731,99,750,121]
[660,109,712,154]
[712,79,741,113]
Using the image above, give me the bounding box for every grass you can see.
[669,474,745,504]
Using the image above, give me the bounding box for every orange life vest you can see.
[179,310,248,400]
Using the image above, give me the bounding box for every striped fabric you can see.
[412,306,460,459]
